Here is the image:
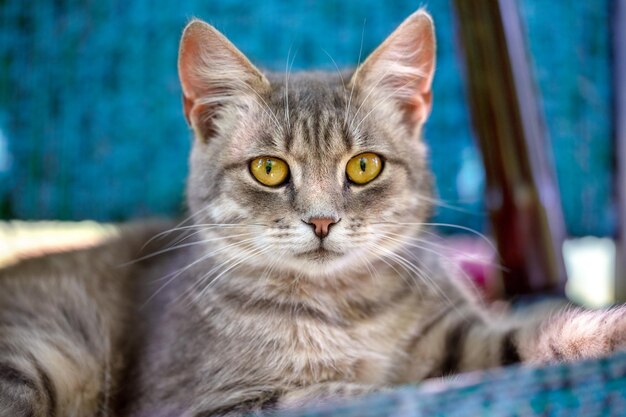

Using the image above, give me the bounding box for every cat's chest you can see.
[221,311,401,386]
[176,269,419,387]
[281,319,367,382]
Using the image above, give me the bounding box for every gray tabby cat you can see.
[1,9,625,417]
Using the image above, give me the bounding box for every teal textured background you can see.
[275,351,626,417]
[0,0,614,236]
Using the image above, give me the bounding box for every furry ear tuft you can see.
[351,10,436,132]
[178,19,269,139]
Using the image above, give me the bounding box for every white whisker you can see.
[373,221,497,254]
[139,205,215,251]
[140,237,262,307]
[370,240,455,308]
[349,61,403,130]
[376,230,506,272]
[321,48,347,100]
[284,45,299,131]
[352,77,420,133]
[367,243,420,292]
[345,19,366,126]
[194,244,275,300]
[414,193,481,214]
[123,232,259,266]
[224,78,285,135]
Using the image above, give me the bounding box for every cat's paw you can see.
[532,306,626,363]
[277,382,380,410]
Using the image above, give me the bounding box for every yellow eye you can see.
[250,157,289,187]
[346,153,383,185]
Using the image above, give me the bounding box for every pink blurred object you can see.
[442,236,502,301]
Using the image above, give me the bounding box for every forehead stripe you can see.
[342,123,353,150]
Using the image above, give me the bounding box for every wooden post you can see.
[452,0,568,296]
[613,0,626,302]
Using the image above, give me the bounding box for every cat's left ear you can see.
[350,10,435,132]
[178,19,270,138]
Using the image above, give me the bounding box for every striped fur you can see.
[2,9,626,417]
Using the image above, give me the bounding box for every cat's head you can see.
[178,10,436,278]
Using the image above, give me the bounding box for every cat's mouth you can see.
[296,247,342,260]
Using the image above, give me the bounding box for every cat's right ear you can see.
[349,10,435,136]
[178,19,270,139]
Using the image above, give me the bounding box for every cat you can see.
[1,9,625,417]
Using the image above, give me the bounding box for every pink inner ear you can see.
[179,33,202,125]
[384,63,434,129]
[413,90,433,124]
[178,36,218,135]
[177,21,269,135]
[353,11,436,130]
[179,29,213,94]
[178,26,225,132]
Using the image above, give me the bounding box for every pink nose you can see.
[306,217,337,238]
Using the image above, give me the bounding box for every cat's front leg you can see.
[276,382,380,410]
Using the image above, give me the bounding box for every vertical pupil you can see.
[359,158,367,172]
[265,160,272,175]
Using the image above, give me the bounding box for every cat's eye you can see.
[346,153,383,185]
[250,157,290,187]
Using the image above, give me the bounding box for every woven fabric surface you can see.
[0,0,614,236]
[274,351,626,417]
